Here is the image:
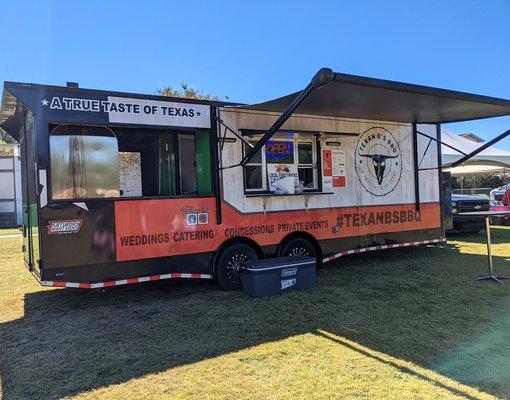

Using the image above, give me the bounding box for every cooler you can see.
[240,256,316,298]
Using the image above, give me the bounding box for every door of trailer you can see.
[20,111,40,272]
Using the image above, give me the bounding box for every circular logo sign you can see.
[355,127,403,197]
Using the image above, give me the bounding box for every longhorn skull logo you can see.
[355,127,403,197]
[357,152,399,185]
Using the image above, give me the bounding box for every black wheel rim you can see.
[225,252,250,285]
[288,245,313,257]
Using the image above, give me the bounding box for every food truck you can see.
[2,68,510,290]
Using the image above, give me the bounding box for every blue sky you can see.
[1,0,509,149]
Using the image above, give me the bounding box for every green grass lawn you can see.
[1,228,510,399]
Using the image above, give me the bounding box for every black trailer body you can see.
[0,82,231,286]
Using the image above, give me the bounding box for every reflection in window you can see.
[119,152,142,197]
[244,141,264,190]
[50,125,213,200]
[245,165,263,189]
[298,142,315,188]
[298,142,313,164]
[50,126,120,199]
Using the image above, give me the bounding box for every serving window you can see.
[50,126,120,199]
[49,124,213,200]
[243,132,319,194]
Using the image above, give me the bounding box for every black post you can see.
[450,128,510,167]
[436,124,445,238]
[210,106,222,224]
[240,68,334,166]
[412,123,420,211]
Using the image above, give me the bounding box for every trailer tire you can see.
[215,243,258,291]
[279,237,317,261]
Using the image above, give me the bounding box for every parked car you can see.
[449,194,490,233]
[490,204,510,225]
[490,183,510,205]
[489,184,510,225]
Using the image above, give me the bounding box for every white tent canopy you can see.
[441,130,510,175]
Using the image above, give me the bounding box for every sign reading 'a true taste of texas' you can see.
[40,95,211,128]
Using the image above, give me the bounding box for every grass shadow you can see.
[314,331,483,400]
[1,231,510,399]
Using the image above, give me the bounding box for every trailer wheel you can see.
[279,237,317,260]
[215,243,258,291]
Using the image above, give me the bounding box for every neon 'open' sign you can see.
[265,141,294,160]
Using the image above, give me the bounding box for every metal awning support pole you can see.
[450,128,510,167]
[416,130,467,156]
[240,68,335,166]
[214,116,254,149]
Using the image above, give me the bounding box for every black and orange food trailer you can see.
[1,68,510,290]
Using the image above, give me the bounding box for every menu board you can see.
[322,146,346,188]
[331,149,346,187]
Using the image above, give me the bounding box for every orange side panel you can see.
[115,198,219,261]
[220,202,441,245]
[115,199,441,262]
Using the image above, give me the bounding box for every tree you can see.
[0,127,16,144]
[451,174,504,190]
[0,127,16,156]
[156,83,227,101]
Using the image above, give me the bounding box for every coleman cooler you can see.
[240,256,316,298]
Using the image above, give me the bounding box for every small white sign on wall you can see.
[331,149,347,188]
[267,164,299,194]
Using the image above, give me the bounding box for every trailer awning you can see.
[242,72,510,124]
